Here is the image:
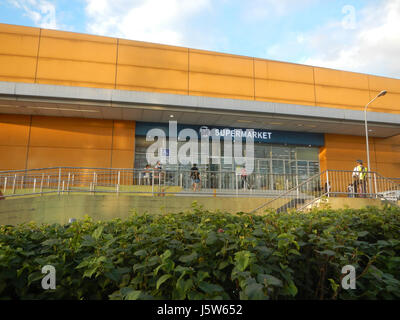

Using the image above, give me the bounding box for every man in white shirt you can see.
[352,160,367,197]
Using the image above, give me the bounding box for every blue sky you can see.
[1,0,399,78]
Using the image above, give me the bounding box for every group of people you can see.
[141,162,202,192]
[142,161,162,185]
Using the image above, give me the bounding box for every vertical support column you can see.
[152,170,155,196]
[12,174,16,195]
[235,172,238,197]
[93,172,96,193]
[33,178,36,193]
[3,177,7,194]
[57,168,61,195]
[67,172,71,194]
[326,171,330,198]
[116,171,120,195]
[40,173,44,196]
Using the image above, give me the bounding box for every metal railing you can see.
[250,170,400,213]
[0,166,310,198]
[0,168,398,210]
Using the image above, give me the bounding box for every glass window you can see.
[296,147,319,161]
[135,136,321,180]
[272,146,290,159]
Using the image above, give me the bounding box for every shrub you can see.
[0,204,399,300]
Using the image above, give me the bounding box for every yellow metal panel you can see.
[118,44,188,71]
[111,149,134,168]
[0,31,39,57]
[29,116,113,149]
[0,55,37,82]
[315,85,370,108]
[268,61,314,84]
[189,72,254,99]
[41,29,116,44]
[375,163,400,178]
[189,51,253,77]
[116,84,187,95]
[255,79,315,104]
[374,143,400,163]
[39,34,117,64]
[0,114,31,146]
[112,120,135,150]
[0,23,40,36]
[27,147,112,169]
[378,134,400,145]
[119,38,187,52]
[117,64,188,92]
[369,75,400,94]
[0,146,28,170]
[254,59,267,79]
[314,67,369,90]
[36,58,116,88]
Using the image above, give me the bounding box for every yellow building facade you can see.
[0,23,399,178]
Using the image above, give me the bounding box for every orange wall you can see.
[1,114,399,177]
[0,23,399,176]
[1,23,400,113]
[320,134,400,178]
[0,114,135,171]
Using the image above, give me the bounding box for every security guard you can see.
[352,160,368,197]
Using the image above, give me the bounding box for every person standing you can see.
[143,164,151,185]
[352,160,368,197]
[190,164,201,192]
[154,161,163,195]
[240,167,248,189]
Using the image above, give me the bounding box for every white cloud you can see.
[83,0,211,46]
[8,0,57,29]
[299,0,400,78]
[242,0,317,21]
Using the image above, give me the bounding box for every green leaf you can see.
[83,267,98,278]
[156,274,172,290]
[286,281,298,297]
[358,231,369,237]
[218,260,230,270]
[257,274,283,287]
[198,281,224,294]
[134,249,147,257]
[179,252,198,264]
[206,232,218,245]
[160,249,172,261]
[92,226,104,240]
[234,251,253,272]
[318,250,336,256]
[41,239,61,246]
[176,278,194,294]
[81,235,96,247]
[196,271,210,282]
[288,249,301,256]
[125,290,142,300]
[245,282,267,300]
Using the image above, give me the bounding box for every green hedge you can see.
[1,204,400,300]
